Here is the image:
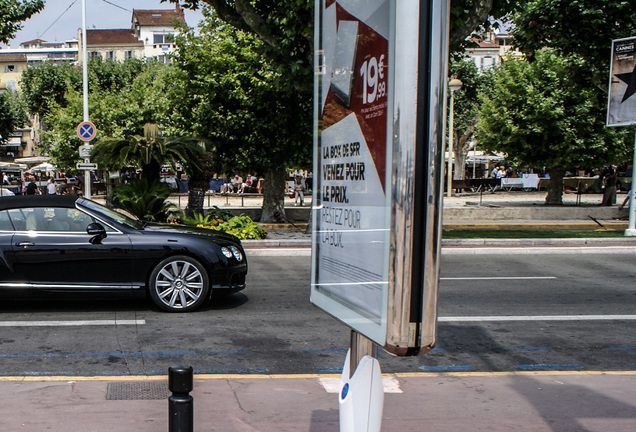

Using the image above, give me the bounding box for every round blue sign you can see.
[77,121,97,141]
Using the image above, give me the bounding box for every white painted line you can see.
[441,276,556,280]
[439,315,636,322]
[0,320,146,327]
[245,248,311,257]
[442,246,636,255]
[318,376,402,394]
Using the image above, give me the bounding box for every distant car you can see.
[0,195,247,312]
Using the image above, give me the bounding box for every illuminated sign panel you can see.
[607,36,636,127]
[311,0,449,355]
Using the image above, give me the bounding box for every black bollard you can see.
[168,365,194,432]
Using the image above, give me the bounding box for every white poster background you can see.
[312,0,391,344]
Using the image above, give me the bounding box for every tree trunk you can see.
[260,168,286,223]
[141,160,161,183]
[187,189,205,217]
[545,168,565,205]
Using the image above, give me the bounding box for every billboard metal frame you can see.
[311,0,449,356]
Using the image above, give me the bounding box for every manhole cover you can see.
[106,380,169,400]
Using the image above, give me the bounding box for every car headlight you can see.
[229,246,243,261]
[221,246,243,262]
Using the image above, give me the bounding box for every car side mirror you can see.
[87,222,107,244]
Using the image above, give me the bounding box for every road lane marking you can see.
[0,320,146,327]
[441,276,556,280]
[439,315,636,322]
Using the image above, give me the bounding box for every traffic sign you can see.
[76,162,98,170]
[77,121,97,141]
[79,144,93,158]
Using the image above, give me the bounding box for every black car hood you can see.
[141,222,241,244]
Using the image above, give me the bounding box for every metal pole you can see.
[81,0,88,122]
[81,0,92,199]
[446,89,454,197]
[349,330,376,379]
[626,129,636,236]
[168,365,194,432]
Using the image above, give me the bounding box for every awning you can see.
[14,156,51,164]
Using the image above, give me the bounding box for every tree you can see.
[91,123,204,183]
[448,59,495,180]
[0,0,44,44]
[0,90,29,143]
[169,15,312,222]
[512,1,636,89]
[19,62,81,119]
[475,49,631,205]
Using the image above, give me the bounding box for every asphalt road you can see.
[0,252,634,377]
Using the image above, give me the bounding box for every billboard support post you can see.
[627,129,636,236]
[312,0,450,429]
[606,36,636,236]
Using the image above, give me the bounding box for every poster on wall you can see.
[311,0,392,345]
[607,36,636,127]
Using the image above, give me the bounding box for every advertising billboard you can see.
[311,0,448,356]
[607,36,636,127]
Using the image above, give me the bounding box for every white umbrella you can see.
[28,162,55,173]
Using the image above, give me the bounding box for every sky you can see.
[1,0,206,48]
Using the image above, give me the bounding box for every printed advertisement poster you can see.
[607,36,636,127]
[312,0,391,334]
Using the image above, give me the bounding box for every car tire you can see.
[149,255,209,312]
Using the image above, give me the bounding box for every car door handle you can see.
[16,242,35,248]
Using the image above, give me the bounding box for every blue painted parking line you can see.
[316,367,343,372]
[500,346,552,352]
[606,346,636,350]
[194,368,268,374]
[419,365,476,372]
[516,364,580,371]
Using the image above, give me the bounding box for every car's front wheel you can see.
[149,255,209,312]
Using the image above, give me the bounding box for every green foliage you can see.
[91,123,205,181]
[20,62,81,117]
[512,1,636,88]
[112,179,174,222]
[476,49,630,171]
[179,210,266,240]
[215,215,267,240]
[169,14,312,176]
[180,212,220,227]
[0,0,44,44]
[0,90,29,143]
[207,205,234,222]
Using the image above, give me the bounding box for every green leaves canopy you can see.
[169,15,312,176]
[0,0,44,44]
[512,0,636,88]
[475,49,631,202]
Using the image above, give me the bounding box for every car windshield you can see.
[78,198,144,229]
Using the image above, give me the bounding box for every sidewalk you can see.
[2,372,635,431]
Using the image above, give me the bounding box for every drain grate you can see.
[106,380,170,400]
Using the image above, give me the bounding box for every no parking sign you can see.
[77,121,97,141]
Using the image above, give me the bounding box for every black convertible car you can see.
[0,195,247,312]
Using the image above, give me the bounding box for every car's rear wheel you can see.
[149,255,209,312]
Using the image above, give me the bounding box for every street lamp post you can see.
[447,78,462,197]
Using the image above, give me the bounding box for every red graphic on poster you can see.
[321,4,389,191]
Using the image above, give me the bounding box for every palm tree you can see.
[92,123,205,182]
